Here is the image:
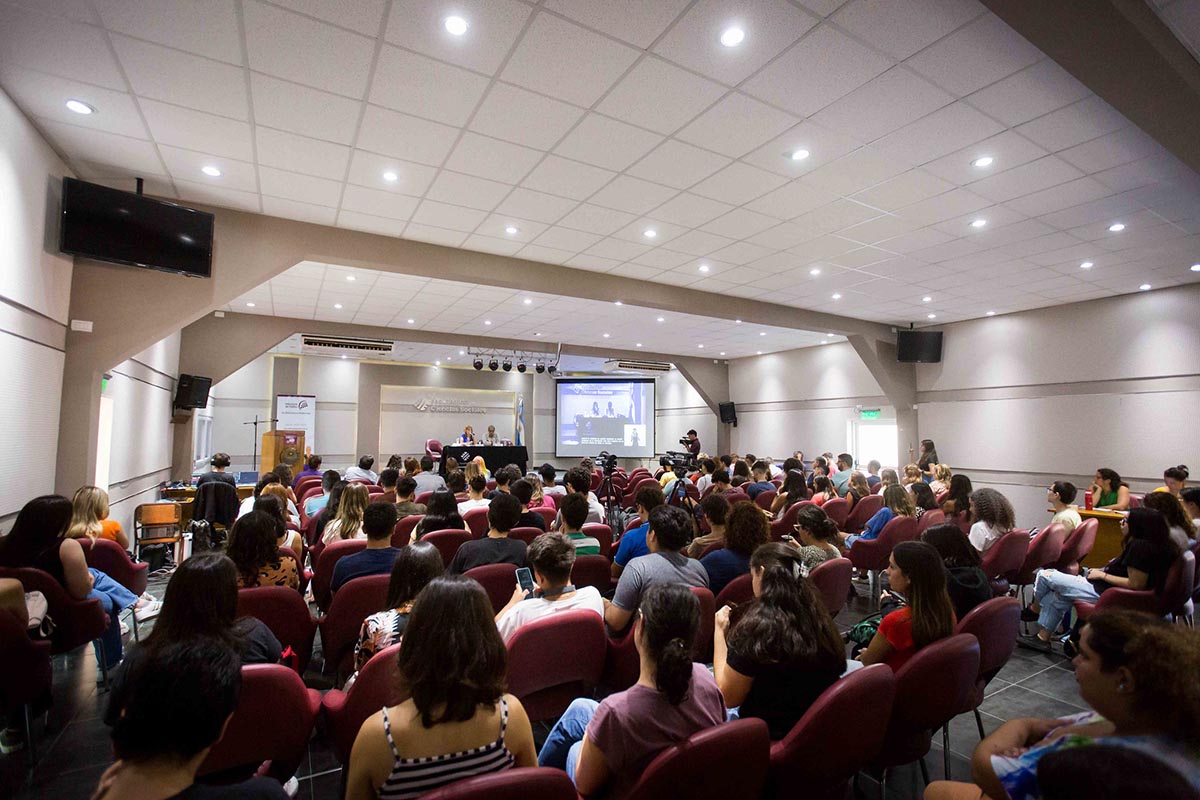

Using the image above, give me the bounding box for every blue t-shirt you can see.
[831,469,853,494]
[701,549,751,597]
[745,481,774,499]
[614,522,650,567]
[330,547,401,592]
[859,507,895,541]
[304,492,330,518]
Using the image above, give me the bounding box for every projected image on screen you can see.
[556,379,655,458]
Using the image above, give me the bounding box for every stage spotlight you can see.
[473,358,483,371]
[535,364,546,374]
[488,359,498,371]
[502,360,512,372]
[516,363,526,373]
[547,364,558,375]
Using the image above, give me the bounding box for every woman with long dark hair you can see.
[811,475,837,507]
[226,511,298,590]
[714,543,845,739]
[769,469,809,515]
[1143,491,1196,550]
[1090,468,1131,511]
[539,583,725,797]
[413,489,467,539]
[909,482,939,519]
[857,541,956,671]
[793,505,842,575]
[915,438,939,481]
[351,541,444,678]
[922,523,991,621]
[942,474,973,517]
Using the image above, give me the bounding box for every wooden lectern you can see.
[261,430,306,474]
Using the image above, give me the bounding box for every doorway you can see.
[853,421,898,471]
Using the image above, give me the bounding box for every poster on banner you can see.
[276,395,316,454]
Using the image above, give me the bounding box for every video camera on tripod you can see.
[596,451,619,475]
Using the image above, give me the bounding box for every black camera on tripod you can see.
[596,451,619,474]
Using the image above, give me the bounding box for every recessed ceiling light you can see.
[445,357,451,361]
[656,316,665,322]
[972,156,994,168]
[382,171,398,182]
[635,342,642,347]
[505,225,519,235]
[735,319,742,324]
[643,228,657,239]
[789,148,810,161]
[522,297,532,305]
[719,352,726,356]
[1080,261,1094,269]
[65,99,95,115]
[970,218,987,228]
[602,333,610,338]
[922,296,932,302]
[698,264,710,273]
[444,15,468,36]
[756,350,762,355]
[614,300,623,306]
[827,332,833,336]
[201,165,222,177]
[333,303,343,309]
[434,360,441,366]
[927,313,937,319]
[459,350,465,355]
[345,275,356,282]
[341,354,347,360]
[1108,223,1126,232]
[484,320,492,325]
[831,293,841,300]
[245,302,255,308]
[720,26,745,47]
[534,332,542,336]
[986,311,996,316]
[698,344,704,349]
[407,318,415,324]
[820,341,828,345]
[809,267,821,276]
[759,331,766,336]
[1139,283,1152,291]
[1191,264,1200,272]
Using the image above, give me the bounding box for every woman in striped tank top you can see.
[346,577,537,799]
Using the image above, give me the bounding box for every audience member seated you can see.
[411,455,448,495]
[494,533,604,643]
[445,469,468,501]
[842,485,914,548]
[709,468,734,496]
[1184,488,1200,529]
[448,494,528,575]
[196,452,237,489]
[1090,467,1131,511]
[702,501,768,597]
[331,503,401,594]
[345,577,537,799]
[559,494,600,555]
[350,541,444,683]
[314,481,347,544]
[0,495,137,673]
[930,463,952,496]
[687,494,730,559]
[254,494,301,564]
[228,511,299,590]
[791,505,842,575]
[305,469,342,519]
[292,454,324,488]
[744,461,775,500]
[96,638,289,800]
[510,479,547,531]
[732,461,751,483]
[551,466,604,528]
[605,506,707,635]
[344,455,379,484]
[903,463,924,488]
[539,584,724,797]
[487,465,521,499]
[1022,508,1178,648]
[1047,481,1081,534]
[942,474,973,516]
[925,611,1200,800]
[714,543,845,739]
[524,474,556,512]
[611,485,666,579]
[67,485,130,551]
[540,463,565,496]
[392,476,427,519]
[695,459,717,495]
[259,481,300,528]
[1159,464,1190,498]
[811,476,837,507]
[413,489,467,540]
[768,469,808,516]
[1036,744,1198,800]
[856,541,956,671]
[458,474,492,515]
[922,524,992,621]
[806,457,827,492]
[844,471,871,510]
[466,456,490,481]
[271,464,300,507]
[830,453,854,494]
[865,460,882,489]
[376,468,400,504]
[239,473,300,521]
[322,483,370,545]
[968,488,1015,553]
[910,482,939,520]
[1142,491,1196,550]
[657,458,679,488]
[879,467,900,493]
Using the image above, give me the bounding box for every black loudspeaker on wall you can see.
[719,401,737,426]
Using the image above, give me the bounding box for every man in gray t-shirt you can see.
[604,506,707,634]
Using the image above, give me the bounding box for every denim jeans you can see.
[1034,569,1099,633]
[538,697,599,781]
[88,568,137,666]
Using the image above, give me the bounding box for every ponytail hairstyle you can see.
[794,505,838,542]
[891,541,955,648]
[637,583,699,706]
[727,543,844,674]
[1164,465,1190,484]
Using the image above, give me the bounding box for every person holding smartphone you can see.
[494,533,604,643]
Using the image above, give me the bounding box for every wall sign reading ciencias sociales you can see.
[555,378,655,459]
[413,397,487,414]
[276,394,316,454]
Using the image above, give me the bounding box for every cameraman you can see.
[681,429,701,457]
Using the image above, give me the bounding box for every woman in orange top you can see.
[67,486,129,551]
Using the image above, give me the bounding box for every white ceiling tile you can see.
[691,162,788,205]
[369,45,491,127]
[522,156,616,201]
[965,58,1091,127]
[268,0,388,36]
[650,193,735,228]
[1056,128,1160,175]
[704,208,782,239]
[1014,95,1131,154]
[91,0,243,64]
[111,35,249,120]
[611,218,687,246]
[495,188,578,223]
[158,144,257,191]
[653,0,819,86]
[870,102,1005,167]
[1038,193,1146,231]
[426,171,512,211]
[827,245,893,268]
[36,119,163,175]
[1003,177,1113,218]
[462,234,525,256]
[631,248,695,269]
[813,67,954,142]
[4,0,100,24]
[340,184,420,221]
[892,188,989,226]
[741,120,863,179]
[243,1,374,97]
[969,156,1085,203]
[516,243,575,264]
[443,132,542,185]
[850,169,954,212]
[173,177,261,212]
[666,229,737,257]
[544,0,690,48]
[356,105,459,166]
[500,12,640,107]
[787,233,861,260]
[875,226,955,254]
[921,130,1049,185]
[410,200,488,232]
[139,99,254,161]
[470,83,585,150]
[832,0,981,60]
[531,227,603,252]
[256,127,350,181]
[627,139,731,189]
[0,65,148,139]
[906,12,1043,96]
[742,23,892,116]
[710,240,775,266]
[250,73,363,145]
[261,195,338,225]
[676,93,798,158]
[744,180,840,219]
[385,0,535,75]
[745,221,820,250]
[799,146,907,196]
[477,214,549,241]
[554,114,664,172]
[584,237,652,261]
[404,223,468,247]
[0,5,127,89]
[930,203,1028,237]
[595,56,727,136]
[345,150,437,195]
[837,213,921,244]
[556,204,638,236]
[258,165,341,206]
[588,175,677,215]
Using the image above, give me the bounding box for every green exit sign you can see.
[860,409,881,419]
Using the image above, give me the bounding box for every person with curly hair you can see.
[701,501,769,596]
[967,488,1015,553]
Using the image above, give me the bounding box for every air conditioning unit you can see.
[301,335,393,355]
[603,359,671,373]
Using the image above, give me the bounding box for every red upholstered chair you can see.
[302,509,323,547]
[348,478,375,487]
[295,475,321,494]
[236,586,317,673]
[624,516,642,534]
[507,610,606,721]
[1009,524,1066,605]
[842,494,883,534]
[299,485,324,508]
[392,514,423,547]
[581,523,612,558]
[419,768,578,800]
[322,642,402,764]
[0,567,107,660]
[723,491,752,507]
[601,626,640,694]
[689,586,716,663]
[1128,493,1144,509]
[425,439,442,459]
[847,517,920,606]
[808,557,852,618]
[547,493,564,509]
[822,497,850,528]
[509,527,543,547]
[870,634,981,788]
[624,718,770,800]
[199,664,320,782]
[571,555,613,596]
[465,564,519,614]
[1056,518,1098,575]
[535,507,557,529]
[954,597,1021,740]
[715,573,754,608]
[590,472,603,492]
[312,538,367,611]
[464,507,491,539]
[917,509,945,532]
[622,477,659,507]
[423,529,472,568]
[0,610,53,762]
[769,501,814,541]
[318,574,390,681]
[415,491,435,506]
[366,485,385,497]
[77,537,149,637]
[767,664,896,800]
[754,489,778,510]
[486,480,497,491]
[979,531,1030,597]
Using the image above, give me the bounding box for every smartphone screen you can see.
[515,567,535,594]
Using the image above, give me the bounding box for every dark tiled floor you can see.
[3,578,1084,799]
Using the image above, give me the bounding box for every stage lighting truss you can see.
[465,348,558,376]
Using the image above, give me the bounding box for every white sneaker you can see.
[282,776,299,797]
[120,620,130,636]
[134,600,162,622]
